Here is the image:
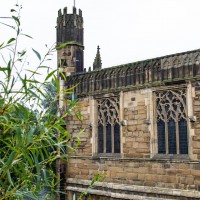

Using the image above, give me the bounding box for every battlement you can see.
[58,7,82,17]
[65,48,200,96]
[56,5,84,72]
[56,6,84,45]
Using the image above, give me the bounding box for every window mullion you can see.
[165,121,169,155]
[97,96,120,155]
[176,117,180,154]
[111,125,114,153]
[103,125,106,153]
[156,89,187,155]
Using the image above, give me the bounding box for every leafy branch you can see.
[0,4,83,199]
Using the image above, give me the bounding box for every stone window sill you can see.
[152,154,191,161]
[92,153,122,159]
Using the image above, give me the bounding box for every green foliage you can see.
[0,4,82,199]
[55,41,78,50]
[78,171,105,200]
[41,80,58,116]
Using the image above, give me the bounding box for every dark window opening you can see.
[97,97,120,154]
[156,89,188,155]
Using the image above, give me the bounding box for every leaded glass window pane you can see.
[156,89,188,155]
[179,119,188,154]
[157,120,165,154]
[97,97,120,154]
[114,124,120,153]
[106,124,112,153]
[168,120,176,154]
[98,124,103,153]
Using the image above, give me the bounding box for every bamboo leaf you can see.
[10,9,16,12]
[27,88,41,100]
[0,42,4,48]
[27,126,35,146]
[8,77,15,93]
[26,79,41,83]
[18,73,28,95]
[19,50,26,57]
[12,15,20,26]
[6,170,14,186]
[0,8,81,196]
[7,38,15,44]
[23,151,33,166]
[6,151,16,168]
[7,60,11,81]
[55,41,76,50]
[44,69,57,81]
[32,48,41,60]
[33,152,40,187]
[59,71,66,81]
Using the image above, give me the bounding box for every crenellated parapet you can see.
[57,6,83,45]
[65,49,200,96]
[56,6,84,73]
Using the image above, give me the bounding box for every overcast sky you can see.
[1,0,200,71]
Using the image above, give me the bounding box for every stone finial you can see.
[79,9,82,16]
[73,7,77,14]
[58,9,62,16]
[63,7,67,14]
[93,45,102,71]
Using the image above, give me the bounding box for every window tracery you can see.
[155,89,188,155]
[97,97,120,154]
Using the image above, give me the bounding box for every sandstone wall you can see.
[66,97,92,156]
[67,157,200,191]
[64,82,200,199]
[192,83,200,160]
[122,89,150,158]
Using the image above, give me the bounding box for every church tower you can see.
[56,6,84,75]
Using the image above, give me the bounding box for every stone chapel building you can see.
[57,5,200,200]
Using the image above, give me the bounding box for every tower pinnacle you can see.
[93,45,102,71]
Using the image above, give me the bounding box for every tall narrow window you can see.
[97,97,120,154]
[156,89,188,154]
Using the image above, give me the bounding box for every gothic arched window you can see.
[97,97,120,154]
[156,89,188,154]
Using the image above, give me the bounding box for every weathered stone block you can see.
[126,125,137,132]
[193,141,200,149]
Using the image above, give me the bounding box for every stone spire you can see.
[93,45,102,71]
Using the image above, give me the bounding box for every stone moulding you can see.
[64,49,200,96]
[69,155,200,163]
[66,178,200,199]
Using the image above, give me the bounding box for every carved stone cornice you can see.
[65,49,200,96]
